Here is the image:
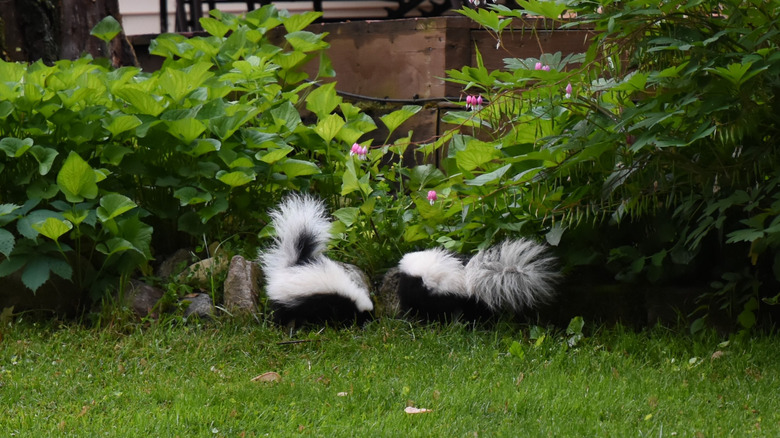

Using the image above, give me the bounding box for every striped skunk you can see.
[395,240,558,322]
[258,194,374,326]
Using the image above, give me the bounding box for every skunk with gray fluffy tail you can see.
[258,194,373,326]
[396,239,558,322]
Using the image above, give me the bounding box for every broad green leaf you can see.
[279,159,320,179]
[314,113,345,143]
[31,217,73,242]
[97,194,137,222]
[167,118,206,144]
[96,237,137,257]
[282,11,322,33]
[115,87,165,116]
[21,257,50,292]
[270,101,302,132]
[285,31,329,52]
[100,144,132,166]
[465,163,511,186]
[257,146,294,164]
[28,145,58,175]
[57,152,98,203]
[380,105,422,135]
[104,115,142,136]
[514,0,568,19]
[182,138,221,157]
[216,170,256,187]
[333,207,360,227]
[340,159,370,196]
[90,15,122,43]
[0,228,14,257]
[197,197,229,223]
[0,137,34,158]
[200,16,231,37]
[305,83,341,119]
[174,187,213,206]
[455,139,500,171]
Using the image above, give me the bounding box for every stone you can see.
[223,255,260,314]
[124,279,164,318]
[180,292,214,320]
[376,267,401,318]
[176,255,230,290]
[156,248,196,280]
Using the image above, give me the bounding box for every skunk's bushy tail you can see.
[465,239,558,312]
[259,193,331,274]
[396,238,558,321]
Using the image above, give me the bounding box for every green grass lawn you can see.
[1,317,778,437]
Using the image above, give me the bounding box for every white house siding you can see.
[118,0,403,35]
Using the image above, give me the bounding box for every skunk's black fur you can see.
[258,194,373,326]
[396,240,558,322]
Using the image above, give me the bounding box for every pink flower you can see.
[535,62,543,70]
[350,143,368,160]
[465,94,483,111]
[565,83,572,98]
[542,65,551,71]
[427,190,438,205]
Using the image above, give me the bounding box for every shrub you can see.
[420,0,780,331]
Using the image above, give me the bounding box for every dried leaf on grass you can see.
[251,371,281,383]
[404,406,432,414]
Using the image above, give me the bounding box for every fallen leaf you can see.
[711,350,724,360]
[337,392,349,397]
[404,406,432,414]
[251,371,281,383]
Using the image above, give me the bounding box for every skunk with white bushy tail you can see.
[258,194,373,326]
[395,239,558,322]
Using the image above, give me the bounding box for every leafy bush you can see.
[0,6,413,302]
[417,0,779,330]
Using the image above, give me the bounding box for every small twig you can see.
[275,339,323,346]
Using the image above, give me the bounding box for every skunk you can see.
[396,239,558,322]
[258,194,373,326]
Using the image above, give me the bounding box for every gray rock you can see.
[125,279,164,317]
[223,255,260,314]
[180,292,214,319]
[376,267,401,318]
[157,248,196,280]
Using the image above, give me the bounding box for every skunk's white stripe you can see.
[398,248,468,297]
[264,257,374,312]
[465,239,558,311]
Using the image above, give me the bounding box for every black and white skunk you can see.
[396,240,558,322]
[258,194,374,326]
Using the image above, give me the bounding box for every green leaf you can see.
[114,87,165,116]
[97,194,137,222]
[197,197,229,223]
[0,137,34,158]
[0,228,14,257]
[31,217,73,242]
[174,187,213,206]
[380,105,422,135]
[90,15,122,43]
[333,207,360,227]
[285,31,329,52]
[216,170,256,187]
[279,159,320,179]
[314,113,345,143]
[455,139,500,171]
[257,146,294,164]
[104,114,142,136]
[21,257,50,292]
[200,16,231,37]
[57,152,98,203]
[166,118,206,144]
[305,83,342,119]
[28,145,58,175]
[465,163,511,186]
[96,237,137,257]
[282,11,322,33]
